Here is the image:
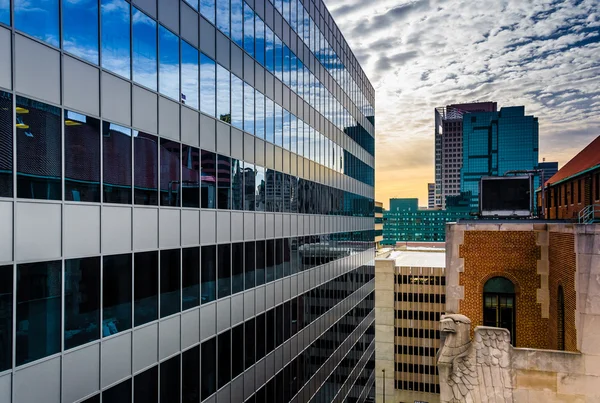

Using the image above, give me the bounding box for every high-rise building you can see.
[434,102,497,208]
[375,201,384,248]
[427,183,435,209]
[376,248,446,403]
[461,106,539,208]
[0,0,377,401]
[538,160,559,182]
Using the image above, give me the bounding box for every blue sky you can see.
[326,0,600,207]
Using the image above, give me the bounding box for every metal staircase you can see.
[578,204,600,224]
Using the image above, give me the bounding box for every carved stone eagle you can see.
[437,314,514,403]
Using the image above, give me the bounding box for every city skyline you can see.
[327,0,600,209]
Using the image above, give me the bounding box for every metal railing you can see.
[578,204,600,224]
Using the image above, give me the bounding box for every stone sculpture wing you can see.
[446,353,479,402]
[474,326,513,403]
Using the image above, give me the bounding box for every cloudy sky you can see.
[326,0,600,208]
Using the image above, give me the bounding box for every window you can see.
[63,0,98,63]
[231,73,243,129]
[64,257,100,349]
[232,242,244,294]
[132,7,157,90]
[200,53,216,117]
[218,330,231,388]
[16,261,61,365]
[216,64,231,124]
[483,276,515,345]
[201,337,216,399]
[0,92,11,197]
[14,0,59,47]
[134,131,158,205]
[244,83,255,135]
[243,162,255,211]
[215,0,229,35]
[182,247,200,309]
[160,249,181,318]
[256,313,265,360]
[201,150,216,208]
[134,251,158,326]
[0,0,8,25]
[160,355,180,403]
[243,3,254,56]
[182,346,200,402]
[103,254,132,336]
[255,16,265,65]
[103,123,132,204]
[16,96,62,200]
[266,239,275,282]
[557,285,565,351]
[103,379,131,403]
[181,41,199,109]
[231,158,243,210]
[265,97,274,143]
[230,0,243,47]
[160,139,180,207]
[181,145,200,208]
[265,26,274,73]
[232,324,244,379]
[255,165,265,211]
[255,240,265,286]
[275,104,283,146]
[200,0,215,23]
[201,245,216,303]
[244,241,255,290]
[218,243,231,298]
[0,265,12,371]
[134,366,158,403]
[255,91,265,139]
[65,112,101,202]
[158,25,180,100]
[217,155,231,209]
[101,0,130,78]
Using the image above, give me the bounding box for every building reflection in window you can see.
[201,150,216,208]
[134,130,158,205]
[217,155,231,210]
[103,122,132,204]
[217,64,231,124]
[160,139,180,207]
[0,92,12,197]
[182,145,200,208]
[103,254,132,336]
[65,111,101,202]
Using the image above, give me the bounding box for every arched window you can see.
[557,286,565,350]
[483,277,516,345]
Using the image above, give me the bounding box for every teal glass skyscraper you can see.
[461,106,539,207]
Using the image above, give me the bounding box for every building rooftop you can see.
[546,135,600,186]
[386,250,446,268]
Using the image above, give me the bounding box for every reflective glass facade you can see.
[461,106,539,208]
[0,0,375,401]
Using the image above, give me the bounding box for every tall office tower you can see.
[538,160,559,182]
[375,249,446,403]
[0,0,377,401]
[461,106,539,208]
[434,102,497,208]
[427,183,435,209]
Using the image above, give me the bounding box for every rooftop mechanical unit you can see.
[479,176,533,218]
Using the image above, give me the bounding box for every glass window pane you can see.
[159,25,180,100]
[14,0,59,47]
[232,242,243,294]
[265,97,274,143]
[201,245,216,304]
[103,123,132,204]
[231,324,243,378]
[243,162,255,211]
[134,131,158,205]
[216,64,231,124]
[200,0,214,23]
[16,261,61,366]
[244,318,255,368]
[232,158,243,210]
[265,26,274,73]
[103,254,132,336]
[201,338,216,400]
[256,312,265,360]
[218,243,231,298]
[160,249,181,318]
[244,241,255,289]
[255,16,265,65]
[134,251,158,326]
[274,104,283,146]
[64,257,100,350]
[255,91,265,139]
[266,239,275,282]
[65,111,101,202]
[182,247,200,309]
[0,0,8,25]
[0,265,11,372]
[182,145,200,208]
[217,330,231,387]
[63,0,98,64]
[103,379,131,403]
[182,346,200,402]
[160,355,180,403]
[243,83,254,135]
[231,74,243,129]
[134,366,158,403]
[283,45,290,86]
[16,96,61,200]
[200,53,216,117]
[243,3,254,56]
[217,155,231,209]
[0,92,12,197]
[283,108,290,150]
[201,150,216,208]
[274,36,283,81]
[160,139,180,206]
[231,0,243,47]
[181,41,199,109]
[216,0,229,35]
[255,165,265,212]
[132,7,157,91]
[101,0,131,79]
[255,240,265,286]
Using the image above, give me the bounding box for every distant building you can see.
[538,160,559,181]
[461,106,539,208]
[376,249,446,403]
[383,198,470,243]
[538,135,600,221]
[375,201,384,248]
[427,183,435,209]
[434,102,497,208]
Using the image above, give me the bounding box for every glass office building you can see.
[461,106,539,208]
[0,0,376,401]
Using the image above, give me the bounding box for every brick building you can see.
[539,135,600,221]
